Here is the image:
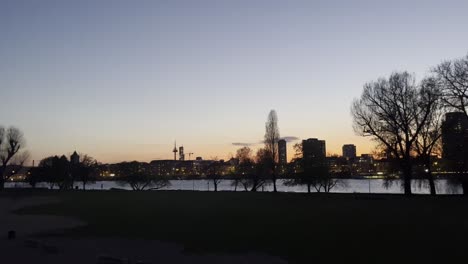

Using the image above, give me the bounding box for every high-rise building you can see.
[442,112,468,162]
[179,146,185,161]
[278,139,287,166]
[342,144,357,160]
[302,138,326,160]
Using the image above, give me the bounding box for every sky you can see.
[1,0,468,164]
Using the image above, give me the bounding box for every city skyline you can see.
[2,0,468,164]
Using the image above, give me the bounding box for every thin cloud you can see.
[281,136,300,142]
[232,142,256,147]
[258,136,300,144]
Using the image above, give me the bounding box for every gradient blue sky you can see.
[1,0,468,164]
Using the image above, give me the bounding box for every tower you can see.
[173,141,178,161]
[179,146,185,161]
[70,151,80,165]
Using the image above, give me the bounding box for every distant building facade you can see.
[342,144,357,160]
[278,139,287,166]
[302,138,326,160]
[442,112,468,166]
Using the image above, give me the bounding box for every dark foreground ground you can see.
[8,190,468,263]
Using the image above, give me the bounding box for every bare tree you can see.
[0,127,27,190]
[206,158,223,192]
[285,142,341,193]
[434,53,468,118]
[73,154,99,190]
[351,72,436,195]
[116,161,170,191]
[434,54,468,194]
[234,147,255,191]
[413,78,444,195]
[264,110,280,192]
[253,148,272,192]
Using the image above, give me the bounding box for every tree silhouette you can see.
[38,155,73,190]
[434,53,468,118]
[253,148,272,192]
[413,77,444,195]
[286,142,340,193]
[116,161,170,191]
[352,72,439,195]
[264,110,280,192]
[206,158,224,192]
[0,127,27,190]
[72,154,99,190]
[234,147,255,191]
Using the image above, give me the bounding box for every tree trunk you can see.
[402,162,412,195]
[214,181,218,192]
[83,181,86,191]
[272,178,277,192]
[428,175,436,196]
[307,183,311,194]
[0,167,5,190]
[251,183,257,192]
[425,157,436,196]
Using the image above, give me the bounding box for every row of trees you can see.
[28,154,98,190]
[28,157,171,191]
[352,53,468,195]
[226,110,342,193]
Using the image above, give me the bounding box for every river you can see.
[5,179,463,194]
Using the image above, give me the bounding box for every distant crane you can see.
[188,152,194,160]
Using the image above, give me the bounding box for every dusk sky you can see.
[1,0,468,164]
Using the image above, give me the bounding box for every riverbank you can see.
[8,190,468,263]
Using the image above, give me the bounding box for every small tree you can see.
[234,147,255,191]
[72,154,99,190]
[206,158,224,192]
[253,148,272,192]
[27,166,47,188]
[116,161,170,191]
[0,127,27,190]
[286,143,339,193]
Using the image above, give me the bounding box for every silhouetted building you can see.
[70,151,80,165]
[442,112,468,164]
[357,154,375,174]
[179,146,185,161]
[342,144,357,160]
[302,138,326,160]
[278,139,287,166]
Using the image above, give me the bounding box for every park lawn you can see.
[14,190,468,263]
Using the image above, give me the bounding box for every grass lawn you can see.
[12,190,468,263]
